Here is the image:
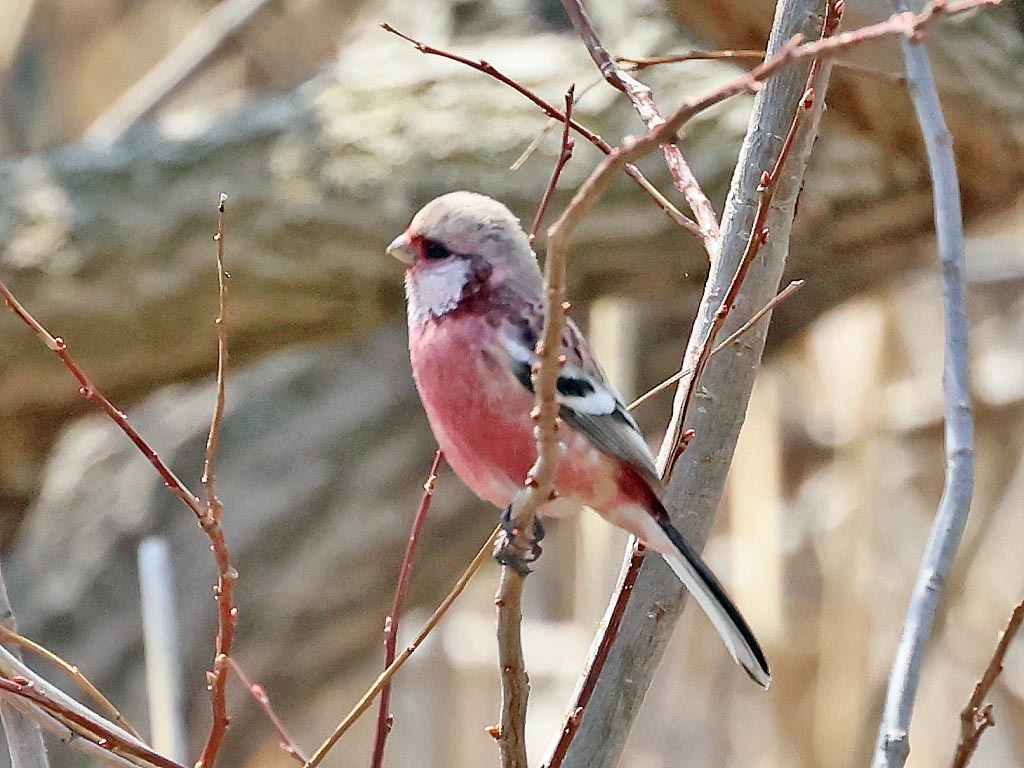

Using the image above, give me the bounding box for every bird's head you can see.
[388,191,542,324]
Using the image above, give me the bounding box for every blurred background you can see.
[1,0,1023,766]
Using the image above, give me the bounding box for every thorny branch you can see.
[949,599,1024,768]
[560,0,722,260]
[370,450,444,768]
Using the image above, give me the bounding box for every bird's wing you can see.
[501,317,661,487]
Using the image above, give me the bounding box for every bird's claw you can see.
[494,506,545,573]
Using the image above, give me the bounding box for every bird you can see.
[387,191,771,688]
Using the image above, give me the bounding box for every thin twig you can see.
[528,86,577,245]
[379,23,700,238]
[197,192,238,768]
[627,279,804,411]
[303,527,500,768]
[228,658,308,765]
[871,6,977,766]
[0,641,180,768]
[949,599,1024,768]
[561,0,722,260]
[370,450,444,768]
[0,625,142,741]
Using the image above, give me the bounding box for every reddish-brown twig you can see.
[528,86,577,245]
[196,194,239,768]
[0,676,184,768]
[379,22,700,239]
[948,599,1024,768]
[227,658,308,765]
[561,0,722,259]
[304,527,500,768]
[0,625,142,741]
[369,449,444,768]
[0,195,240,768]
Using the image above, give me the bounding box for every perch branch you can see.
[370,449,444,768]
[949,599,1024,768]
[493,83,579,768]
[871,3,977,767]
[304,527,500,768]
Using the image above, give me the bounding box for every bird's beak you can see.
[387,232,414,266]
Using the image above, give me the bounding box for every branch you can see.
[949,599,1024,768]
[627,280,805,411]
[547,0,839,763]
[370,449,444,768]
[872,5,977,765]
[561,0,722,259]
[528,87,577,245]
[303,527,500,768]
[0,561,50,768]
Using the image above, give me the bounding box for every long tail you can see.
[656,516,771,689]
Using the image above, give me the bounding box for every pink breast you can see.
[409,317,537,507]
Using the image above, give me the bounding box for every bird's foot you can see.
[494,506,545,574]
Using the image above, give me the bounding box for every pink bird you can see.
[388,191,770,688]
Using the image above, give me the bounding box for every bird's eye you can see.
[422,239,452,260]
